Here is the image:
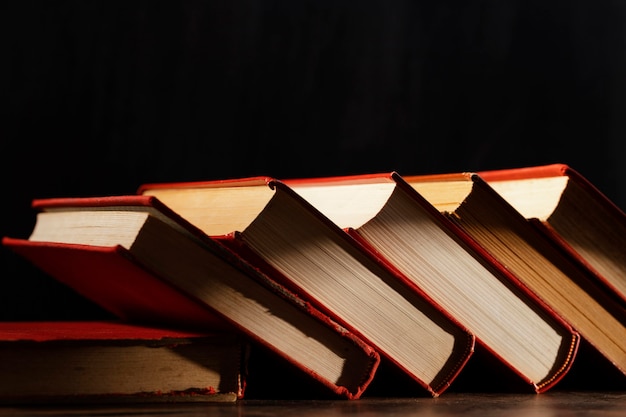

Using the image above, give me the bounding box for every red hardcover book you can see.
[479,163,626,307]
[0,320,247,403]
[404,170,626,384]
[138,178,475,397]
[2,195,381,400]
[280,171,580,393]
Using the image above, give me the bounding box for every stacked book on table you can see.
[3,163,626,403]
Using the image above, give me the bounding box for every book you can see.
[2,195,381,400]
[0,320,246,404]
[404,170,626,382]
[280,172,580,393]
[138,177,476,397]
[479,163,626,307]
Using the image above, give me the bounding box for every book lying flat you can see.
[2,195,381,400]
[282,171,580,393]
[138,177,476,397]
[479,163,626,307]
[404,171,626,381]
[0,320,246,404]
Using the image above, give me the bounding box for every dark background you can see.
[3,0,626,321]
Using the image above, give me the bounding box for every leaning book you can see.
[2,195,380,400]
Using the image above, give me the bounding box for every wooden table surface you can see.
[2,391,626,417]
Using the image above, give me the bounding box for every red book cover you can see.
[282,171,580,393]
[3,195,381,400]
[3,238,229,329]
[0,320,226,341]
[139,177,476,397]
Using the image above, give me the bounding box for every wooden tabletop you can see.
[2,391,626,417]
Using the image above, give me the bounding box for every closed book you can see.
[0,320,246,404]
[404,171,626,384]
[138,177,476,397]
[479,163,626,307]
[2,195,380,400]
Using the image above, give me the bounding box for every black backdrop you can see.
[3,0,626,321]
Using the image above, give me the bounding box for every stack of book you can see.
[3,163,626,403]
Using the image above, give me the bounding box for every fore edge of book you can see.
[213,233,383,400]
[342,227,476,397]
[528,218,626,308]
[536,330,581,393]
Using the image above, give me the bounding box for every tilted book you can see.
[479,163,626,307]
[2,195,381,400]
[138,177,476,397]
[0,320,246,404]
[280,171,580,393]
[404,170,626,384]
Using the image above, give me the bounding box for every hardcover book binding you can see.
[138,177,476,397]
[2,195,381,400]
